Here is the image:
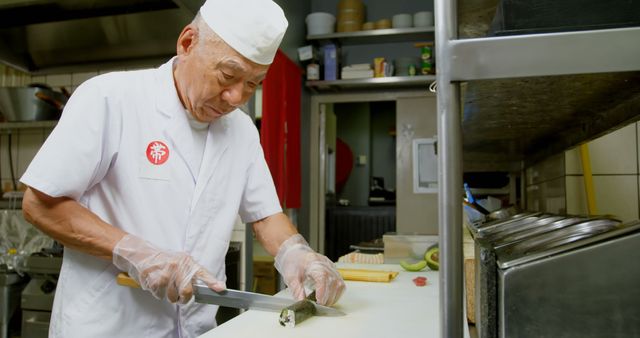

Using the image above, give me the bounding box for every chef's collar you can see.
[185,109,210,130]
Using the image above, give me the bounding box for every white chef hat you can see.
[199,0,288,65]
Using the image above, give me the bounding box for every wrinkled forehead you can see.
[203,41,269,80]
[221,56,268,76]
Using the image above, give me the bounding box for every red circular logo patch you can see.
[146,141,169,165]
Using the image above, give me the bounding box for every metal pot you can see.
[0,85,68,122]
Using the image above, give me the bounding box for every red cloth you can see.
[335,138,353,195]
[261,50,301,209]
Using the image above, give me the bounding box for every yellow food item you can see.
[337,268,399,282]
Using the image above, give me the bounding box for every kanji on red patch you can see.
[146,141,169,165]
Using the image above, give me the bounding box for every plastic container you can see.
[392,13,413,28]
[323,44,338,81]
[383,233,439,263]
[394,57,420,76]
[306,12,336,35]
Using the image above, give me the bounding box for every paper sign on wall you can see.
[413,138,438,193]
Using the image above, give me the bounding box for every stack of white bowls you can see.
[392,13,412,29]
[413,11,434,27]
[306,12,336,35]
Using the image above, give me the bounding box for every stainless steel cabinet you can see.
[434,0,640,336]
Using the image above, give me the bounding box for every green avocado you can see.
[400,259,427,272]
[424,247,439,271]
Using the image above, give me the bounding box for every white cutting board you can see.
[199,263,470,338]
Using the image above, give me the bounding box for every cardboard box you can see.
[383,233,438,263]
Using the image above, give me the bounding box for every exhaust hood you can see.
[0,0,205,74]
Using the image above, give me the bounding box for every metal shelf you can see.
[436,0,640,336]
[306,27,434,45]
[306,75,435,91]
[462,71,640,170]
[450,27,640,81]
[453,26,640,170]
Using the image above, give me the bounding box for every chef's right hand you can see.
[274,234,345,306]
[112,234,225,304]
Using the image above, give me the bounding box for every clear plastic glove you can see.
[274,234,345,306]
[112,234,225,304]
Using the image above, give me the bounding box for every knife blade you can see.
[192,280,345,317]
[116,273,345,317]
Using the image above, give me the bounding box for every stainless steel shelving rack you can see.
[434,0,640,336]
[306,26,434,45]
[305,27,436,92]
[306,74,436,90]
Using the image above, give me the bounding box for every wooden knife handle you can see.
[117,272,141,288]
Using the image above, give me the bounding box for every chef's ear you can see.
[176,25,197,56]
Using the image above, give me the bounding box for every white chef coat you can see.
[20,58,282,338]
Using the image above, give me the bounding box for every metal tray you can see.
[482,215,565,243]
[496,218,624,268]
[491,216,587,249]
[475,213,549,238]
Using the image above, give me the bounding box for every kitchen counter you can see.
[199,263,470,338]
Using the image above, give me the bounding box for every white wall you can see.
[396,95,438,234]
[526,122,640,222]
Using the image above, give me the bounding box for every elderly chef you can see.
[19,0,345,337]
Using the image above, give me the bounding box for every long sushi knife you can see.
[192,280,345,317]
[116,273,344,317]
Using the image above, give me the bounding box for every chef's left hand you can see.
[275,234,345,306]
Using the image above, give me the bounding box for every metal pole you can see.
[435,0,464,337]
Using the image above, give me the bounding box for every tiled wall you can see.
[0,128,53,192]
[1,59,248,193]
[526,122,640,222]
[525,153,567,214]
[0,63,139,192]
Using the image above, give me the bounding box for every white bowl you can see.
[306,12,336,35]
[392,13,413,28]
[413,11,434,27]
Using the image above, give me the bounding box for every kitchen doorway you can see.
[308,90,435,255]
[323,100,397,261]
